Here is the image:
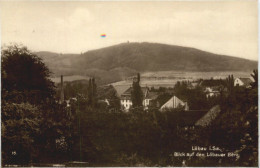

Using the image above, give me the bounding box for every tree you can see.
[131,73,143,107]
[173,81,208,110]
[250,69,258,89]
[207,71,258,166]
[1,44,55,104]
[87,78,97,107]
[2,102,41,165]
[226,74,234,95]
[1,44,69,165]
[173,81,189,99]
[108,90,121,110]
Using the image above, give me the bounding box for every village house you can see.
[199,79,225,98]
[120,87,160,111]
[121,87,146,111]
[160,95,189,111]
[204,87,220,98]
[234,77,253,88]
[143,91,160,109]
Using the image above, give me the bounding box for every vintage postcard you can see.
[0,1,258,167]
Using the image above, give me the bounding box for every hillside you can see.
[74,42,257,71]
[35,42,258,84]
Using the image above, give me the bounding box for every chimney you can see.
[60,75,64,103]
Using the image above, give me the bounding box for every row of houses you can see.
[58,74,253,111]
[202,77,254,98]
[120,86,189,111]
[120,77,254,111]
[57,75,253,129]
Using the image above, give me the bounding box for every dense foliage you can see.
[209,71,258,166]
[66,82,258,166]
[2,45,55,103]
[173,81,212,110]
[62,71,258,166]
[1,45,69,165]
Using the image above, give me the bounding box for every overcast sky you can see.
[0,1,258,60]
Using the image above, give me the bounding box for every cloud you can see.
[67,8,94,28]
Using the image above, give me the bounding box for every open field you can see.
[50,75,89,83]
[49,71,252,96]
[112,71,252,96]
[140,71,251,79]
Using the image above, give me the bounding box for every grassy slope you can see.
[73,42,257,71]
[35,42,258,84]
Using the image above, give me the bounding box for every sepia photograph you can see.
[0,1,258,167]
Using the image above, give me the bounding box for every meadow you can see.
[111,71,252,95]
[50,75,89,83]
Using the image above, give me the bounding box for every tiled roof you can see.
[145,91,159,99]
[239,78,253,86]
[195,105,221,127]
[113,85,130,97]
[121,87,149,97]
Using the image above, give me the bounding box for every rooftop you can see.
[146,91,160,99]
[195,105,221,127]
[238,77,253,86]
[121,87,149,97]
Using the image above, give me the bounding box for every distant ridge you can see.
[35,42,257,84]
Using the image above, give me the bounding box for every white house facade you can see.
[120,87,158,111]
[234,77,253,88]
[205,87,220,98]
[121,99,133,111]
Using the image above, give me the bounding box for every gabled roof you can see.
[238,78,253,86]
[151,93,173,108]
[113,85,130,97]
[195,105,221,127]
[160,95,187,110]
[121,87,149,98]
[145,91,159,99]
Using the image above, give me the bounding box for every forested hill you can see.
[74,42,257,71]
[36,42,257,83]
